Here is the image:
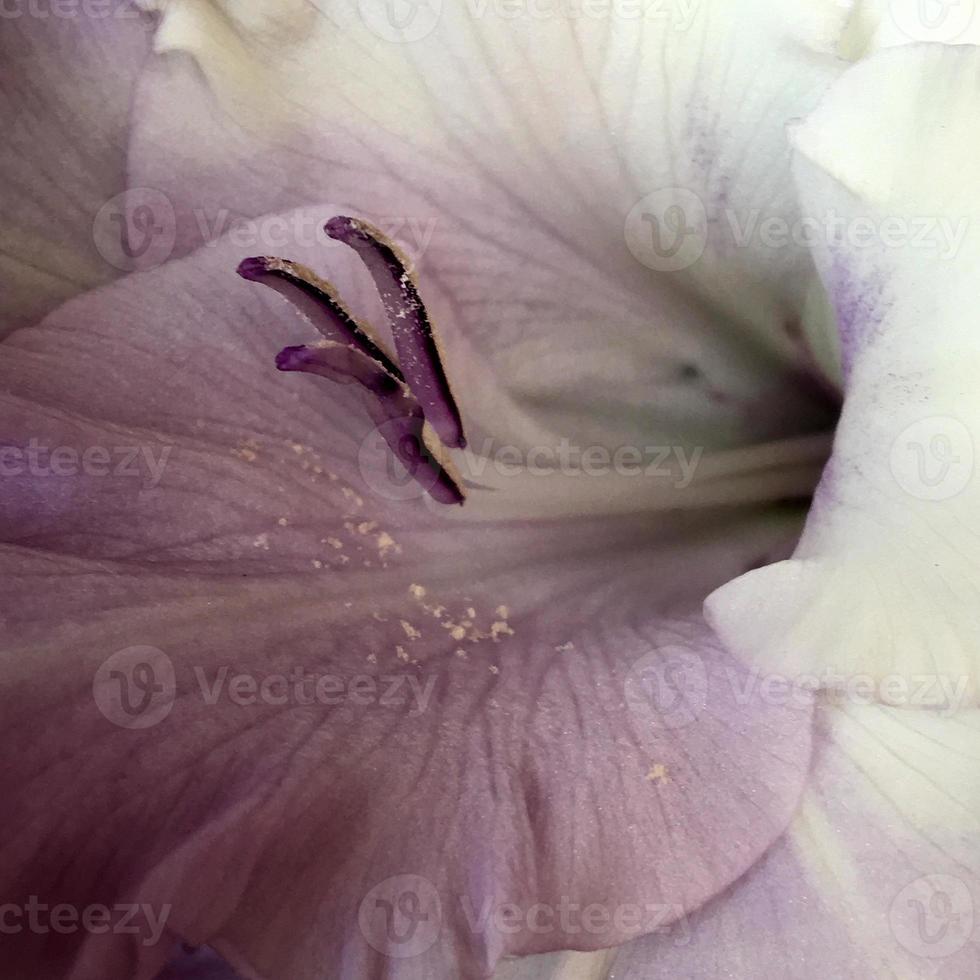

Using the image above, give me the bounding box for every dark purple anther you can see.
[277,342,464,506]
[325,216,466,449]
[237,256,403,382]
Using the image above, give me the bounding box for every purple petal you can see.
[0,9,153,333]
[0,220,814,977]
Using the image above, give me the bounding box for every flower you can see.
[1,3,978,980]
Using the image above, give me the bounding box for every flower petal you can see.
[503,701,980,978]
[0,539,813,978]
[0,6,153,334]
[0,208,815,978]
[706,45,980,705]
[126,0,846,450]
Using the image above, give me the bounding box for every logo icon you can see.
[889,874,974,958]
[889,416,974,501]
[93,646,176,729]
[93,188,177,272]
[357,419,443,502]
[358,0,442,42]
[888,0,975,42]
[625,188,708,273]
[624,645,708,730]
[358,874,442,958]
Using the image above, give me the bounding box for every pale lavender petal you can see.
[0,216,814,977]
[0,8,153,333]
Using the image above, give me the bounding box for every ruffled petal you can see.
[706,45,980,705]
[0,207,818,978]
[125,0,846,450]
[0,6,153,334]
[0,537,813,979]
[503,701,980,979]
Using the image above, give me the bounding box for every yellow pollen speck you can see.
[252,533,270,550]
[466,607,476,619]
[400,620,421,640]
[396,645,410,662]
[357,521,378,534]
[377,532,399,557]
[454,648,468,659]
[495,605,509,619]
[327,537,342,549]
[555,642,575,653]
[409,584,426,600]
[489,665,499,675]
[277,517,288,527]
[490,621,514,640]
[450,626,466,641]
[646,764,669,784]
[312,559,323,569]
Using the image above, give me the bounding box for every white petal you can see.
[706,45,980,705]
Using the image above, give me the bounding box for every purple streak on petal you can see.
[325,216,466,449]
[277,342,464,506]
[236,256,404,382]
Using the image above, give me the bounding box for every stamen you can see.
[237,256,403,381]
[277,342,465,506]
[325,216,466,449]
